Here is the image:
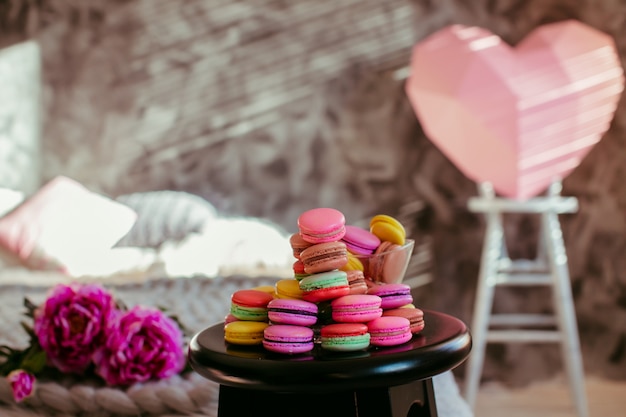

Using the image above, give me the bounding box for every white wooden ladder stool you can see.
[463,181,589,417]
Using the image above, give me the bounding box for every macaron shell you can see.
[320,323,370,351]
[230,304,270,321]
[268,298,318,326]
[224,313,239,326]
[292,259,310,281]
[300,241,348,274]
[369,214,406,245]
[302,285,350,303]
[289,232,313,259]
[275,278,304,300]
[370,330,412,347]
[250,285,277,296]
[380,294,413,310]
[340,253,365,272]
[368,316,412,347]
[298,208,346,244]
[263,324,314,354]
[230,289,275,321]
[224,321,269,345]
[331,294,383,323]
[299,271,350,302]
[367,283,413,309]
[231,289,274,306]
[341,225,381,255]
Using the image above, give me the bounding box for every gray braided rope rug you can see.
[0,275,473,417]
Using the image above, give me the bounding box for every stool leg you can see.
[218,385,358,417]
[355,379,437,417]
[542,212,589,417]
[463,210,502,408]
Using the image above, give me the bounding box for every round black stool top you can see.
[189,310,471,393]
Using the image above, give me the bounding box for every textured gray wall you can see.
[2,0,626,386]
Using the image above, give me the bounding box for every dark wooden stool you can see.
[189,310,471,417]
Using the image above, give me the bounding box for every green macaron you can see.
[299,270,350,303]
[320,323,371,352]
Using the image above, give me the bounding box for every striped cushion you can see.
[115,190,217,248]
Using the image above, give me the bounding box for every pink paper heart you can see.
[406,20,624,200]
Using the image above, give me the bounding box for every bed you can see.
[0,176,473,417]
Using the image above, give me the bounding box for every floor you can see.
[473,374,626,417]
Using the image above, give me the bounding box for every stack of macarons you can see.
[294,208,351,303]
[222,207,425,354]
[224,289,274,346]
[225,286,320,354]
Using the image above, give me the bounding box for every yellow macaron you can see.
[250,285,277,296]
[224,321,269,345]
[275,278,304,300]
[369,214,406,245]
[340,253,364,272]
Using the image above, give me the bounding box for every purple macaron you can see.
[268,299,318,326]
[341,225,381,255]
[263,324,315,354]
[367,283,413,309]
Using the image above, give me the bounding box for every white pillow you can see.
[0,188,24,217]
[0,176,137,273]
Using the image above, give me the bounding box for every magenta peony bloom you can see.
[93,306,185,386]
[33,283,116,373]
[7,370,35,402]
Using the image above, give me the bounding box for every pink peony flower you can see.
[33,283,116,373]
[93,306,185,386]
[7,370,35,402]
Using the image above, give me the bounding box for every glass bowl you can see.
[350,239,415,285]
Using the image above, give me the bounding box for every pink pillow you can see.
[0,176,137,272]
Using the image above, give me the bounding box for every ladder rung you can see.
[489,314,557,327]
[468,196,578,213]
[493,273,552,285]
[486,330,563,343]
[498,259,549,274]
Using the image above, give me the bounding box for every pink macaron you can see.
[263,324,315,354]
[331,294,383,323]
[268,298,318,326]
[341,225,381,255]
[368,240,412,284]
[367,283,413,309]
[223,313,239,328]
[297,208,346,244]
[368,316,413,347]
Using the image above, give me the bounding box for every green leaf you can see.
[0,345,27,376]
[20,321,37,344]
[23,297,38,318]
[20,345,47,375]
[0,345,17,357]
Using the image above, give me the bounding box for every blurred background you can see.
[1,0,625,391]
